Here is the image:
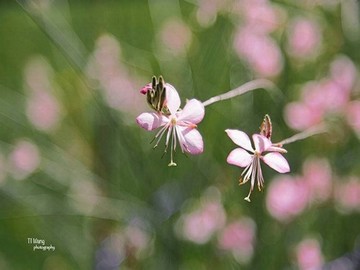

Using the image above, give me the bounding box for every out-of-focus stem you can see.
[202,79,278,107]
[274,124,328,146]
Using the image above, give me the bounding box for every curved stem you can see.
[202,79,280,107]
[274,123,328,146]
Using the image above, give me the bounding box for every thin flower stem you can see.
[274,124,328,146]
[202,79,280,107]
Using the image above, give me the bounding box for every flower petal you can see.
[165,83,181,115]
[225,129,254,152]
[263,152,290,173]
[178,126,203,154]
[252,134,272,153]
[226,148,253,167]
[177,99,205,124]
[136,112,167,131]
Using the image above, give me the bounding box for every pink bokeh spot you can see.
[284,101,322,131]
[330,55,357,93]
[302,158,332,202]
[335,178,360,213]
[287,18,322,59]
[296,238,324,270]
[87,34,146,116]
[240,0,283,34]
[218,217,256,263]
[27,91,61,131]
[266,176,309,222]
[234,27,283,77]
[9,140,41,180]
[345,101,360,133]
[181,200,226,244]
[159,19,192,55]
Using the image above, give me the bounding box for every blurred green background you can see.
[0,0,360,269]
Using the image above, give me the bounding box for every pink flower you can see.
[218,217,256,263]
[159,19,192,56]
[180,200,226,244]
[8,139,41,180]
[302,158,332,203]
[335,177,360,213]
[136,84,204,166]
[345,101,360,133]
[233,27,284,77]
[266,176,309,222]
[296,238,324,270]
[284,101,323,131]
[226,130,290,201]
[330,55,357,93]
[286,18,322,59]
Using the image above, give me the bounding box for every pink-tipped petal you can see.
[180,127,203,154]
[165,83,181,115]
[225,129,254,152]
[177,99,205,124]
[253,134,272,153]
[136,112,167,131]
[263,152,290,173]
[226,148,253,168]
[140,83,152,95]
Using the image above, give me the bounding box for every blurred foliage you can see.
[0,0,360,269]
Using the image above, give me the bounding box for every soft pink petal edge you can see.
[263,152,290,173]
[225,129,254,152]
[165,83,181,115]
[252,134,272,153]
[178,126,204,155]
[177,99,205,124]
[226,148,253,167]
[136,112,167,131]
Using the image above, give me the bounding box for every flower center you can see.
[170,116,177,126]
[254,150,261,157]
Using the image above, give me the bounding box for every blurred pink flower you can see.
[296,238,324,270]
[196,0,225,27]
[234,27,283,77]
[136,84,204,166]
[26,90,61,132]
[8,140,40,180]
[284,101,323,131]
[330,55,357,93]
[287,18,322,59]
[302,79,349,113]
[226,129,290,202]
[218,217,256,263]
[319,79,350,112]
[180,199,226,244]
[87,34,145,115]
[266,176,309,222]
[335,177,360,213]
[24,57,62,132]
[159,19,192,56]
[239,0,283,34]
[302,158,332,203]
[346,101,360,133]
